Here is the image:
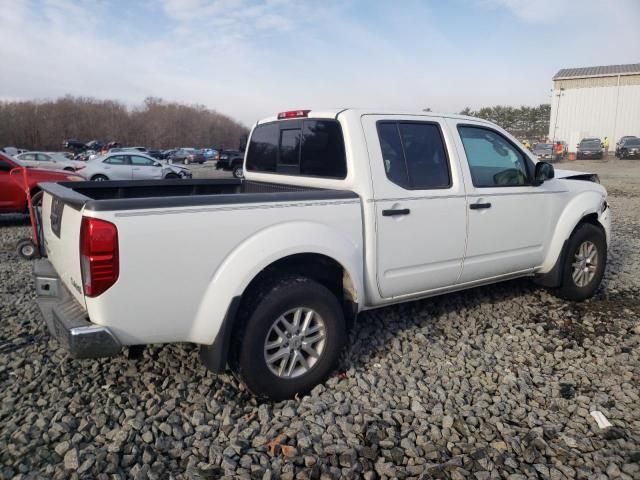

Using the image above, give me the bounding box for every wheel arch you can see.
[191,221,363,348]
[536,192,607,287]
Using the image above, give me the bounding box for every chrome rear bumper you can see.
[33,259,121,359]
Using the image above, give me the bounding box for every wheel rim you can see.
[263,307,326,378]
[234,168,243,177]
[571,240,598,287]
[94,176,106,181]
[21,244,35,257]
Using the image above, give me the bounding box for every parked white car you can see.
[15,151,84,171]
[77,152,192,181]
[33,109,610,400]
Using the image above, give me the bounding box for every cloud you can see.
[0,0,638,125]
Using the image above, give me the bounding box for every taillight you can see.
[80,217,119,297]
[277,109,310,119]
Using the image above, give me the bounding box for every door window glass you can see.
[36,154,51,162]
[458,126,530,187]
[104,155,129,165]
[130,155,157,166]
[376,121,451,189]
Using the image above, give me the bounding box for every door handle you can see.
[382,208,411,216]
[469,202,491,210]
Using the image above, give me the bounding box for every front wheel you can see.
[555,223,606,301]
[228,276,345,400]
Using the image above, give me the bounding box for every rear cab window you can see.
[246,119,347,179]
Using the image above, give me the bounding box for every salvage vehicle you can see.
[0,153,82,213]
[215,149,245,178]
[617,138,640,159]
[15,151,85,171]
[32,109,610,400]
[78,152,192,181]
[532,143,553,161]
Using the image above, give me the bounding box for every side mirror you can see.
[534,161,554,185]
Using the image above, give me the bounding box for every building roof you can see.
[553,63,640,80]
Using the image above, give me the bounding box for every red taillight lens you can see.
[80,217,119,297]
[277,109,310,119]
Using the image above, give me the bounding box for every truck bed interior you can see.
[40,179,358,211]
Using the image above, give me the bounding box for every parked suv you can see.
[215,149,244,178]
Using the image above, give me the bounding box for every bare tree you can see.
[0,96,249,151]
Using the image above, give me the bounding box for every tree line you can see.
[458,104,551,140]
[0,96,249,151]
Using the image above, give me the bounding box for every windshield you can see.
[534,144,553,151]
[626,139,640,147]
[580,140,601,147]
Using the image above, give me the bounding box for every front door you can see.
[362,115,468,299]
[450,121,557,283]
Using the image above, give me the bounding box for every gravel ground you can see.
[1,158,639,479]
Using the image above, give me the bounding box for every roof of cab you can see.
[255,108,490,126]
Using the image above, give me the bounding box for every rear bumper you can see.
[33,259,121,359]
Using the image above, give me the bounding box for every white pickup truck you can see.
[33,109,610,400]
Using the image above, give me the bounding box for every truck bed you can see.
[39,179,358,211]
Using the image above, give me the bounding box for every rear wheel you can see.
[229,276,345,400]
[233,165,244,178]
[555,223,606,301]
[91,174,108,182]
[165,173,180,179]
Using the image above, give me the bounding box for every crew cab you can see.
[0,153,82,214]
[32,109,611,400]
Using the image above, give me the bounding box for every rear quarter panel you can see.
[84,197,364,345]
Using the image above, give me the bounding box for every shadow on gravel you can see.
[0,214,30,227]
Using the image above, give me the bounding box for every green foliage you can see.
[459,104,551,140]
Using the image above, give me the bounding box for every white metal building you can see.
[549,63,640,151]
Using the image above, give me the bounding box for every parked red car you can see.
[0,153,83,213]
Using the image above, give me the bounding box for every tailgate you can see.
[41,192,86,307]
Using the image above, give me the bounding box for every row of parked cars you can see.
[529,136,640,161]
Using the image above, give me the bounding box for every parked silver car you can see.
[15,151,84,171]
[77,153,192,181]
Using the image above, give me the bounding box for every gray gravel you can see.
[1,159,639,479]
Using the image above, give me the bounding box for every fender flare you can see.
[190,220,364,345]
[539,191,604,275]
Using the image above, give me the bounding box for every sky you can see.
[1,0,639,126]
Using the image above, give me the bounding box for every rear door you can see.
[131,155,163,180]
[102,155,132,180]
[362,115,468,298]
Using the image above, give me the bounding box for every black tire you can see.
[233,165,244,178]
[16,239,38,260]
[165,173,180,179]
[91,174,108,182]
[555,223,607,301]
[229,275,345,400]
